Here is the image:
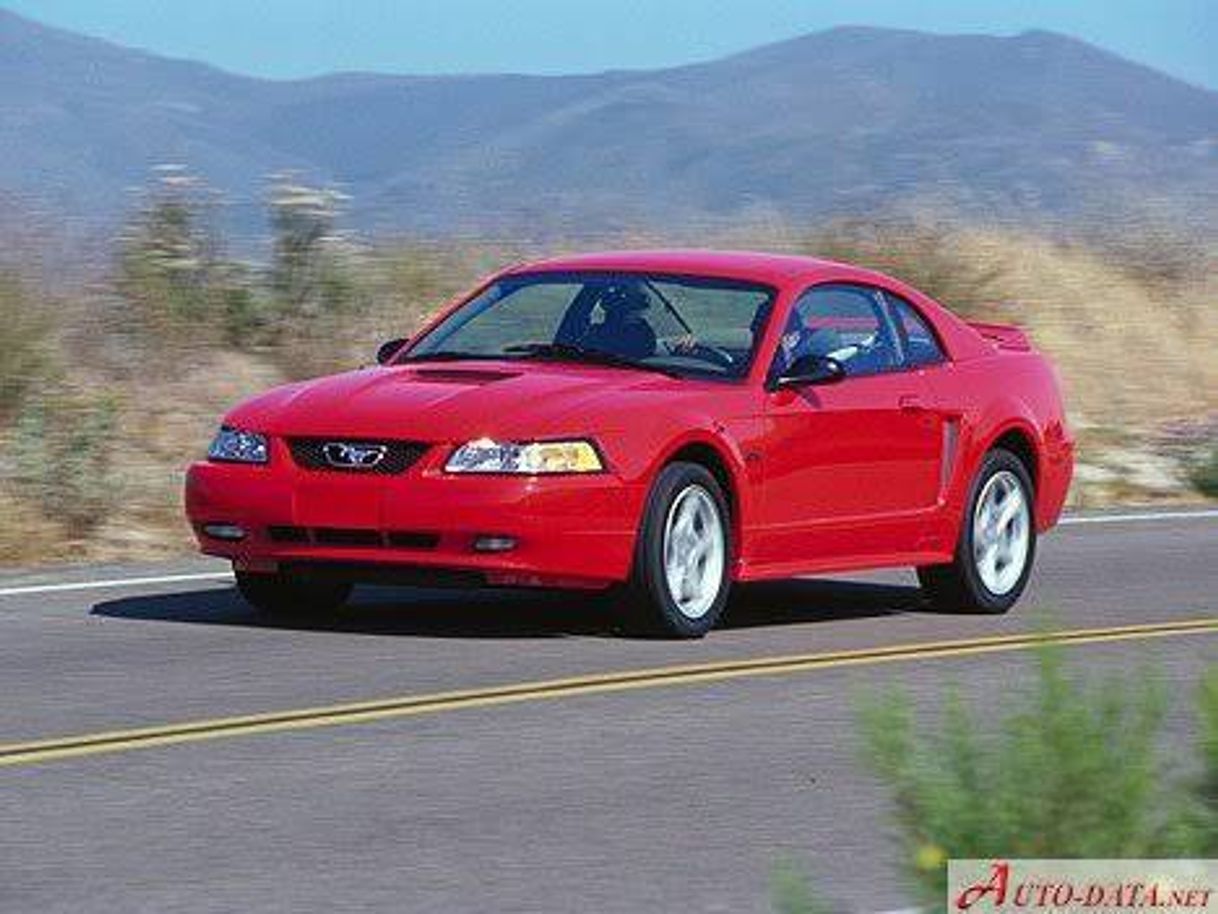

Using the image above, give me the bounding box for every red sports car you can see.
[186,250,1073,637]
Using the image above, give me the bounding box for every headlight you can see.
[445,438,604,474]
[207,426,269,464]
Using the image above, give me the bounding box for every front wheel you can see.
[621,462,733,638]
[918,448,1036,614]
[235,570,352,619]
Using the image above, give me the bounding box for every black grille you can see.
[287,438,429,475]
[265,526,440,550]
[267,525,309,543]
[314,527,382,547]
[386,531,442,549]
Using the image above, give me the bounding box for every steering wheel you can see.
[849,332,898,371]
[664,339,736,370]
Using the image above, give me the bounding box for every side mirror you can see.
[376,337,409,365]
[772,353,846,389]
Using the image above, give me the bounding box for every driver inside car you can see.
[581,284,658,359]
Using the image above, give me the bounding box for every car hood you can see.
[226,361,667,442]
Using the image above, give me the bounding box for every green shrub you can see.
[3,385,119,534]
[774,650,1218,912]
[117,167,228,342]
[1195,668,1218,844]
[247,177,367,376]
[268,178,358,320]
[218,277,266,346]
[770,860,830,914]
[0,272,54,417]
[1189,445,1218,498]
[858,648,1175,906]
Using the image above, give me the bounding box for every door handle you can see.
[899,394,926,413]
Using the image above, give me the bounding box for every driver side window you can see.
[771,284,899,380]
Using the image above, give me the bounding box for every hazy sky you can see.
[8,0,1217,89]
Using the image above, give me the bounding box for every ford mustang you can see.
[186,250,1074,637]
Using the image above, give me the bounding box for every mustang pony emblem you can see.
[322,442,388,469]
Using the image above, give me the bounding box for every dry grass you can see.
[1,217,1215,564]
[799,218,1218,430]
[954,230,1217,430]
[0,489,78,562]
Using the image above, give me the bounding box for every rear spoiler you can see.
[967,320,1032,352]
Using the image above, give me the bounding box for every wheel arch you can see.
[988,424,1040,493]
[666,441,737,515]
[653,434,751,571]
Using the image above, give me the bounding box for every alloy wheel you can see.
[662,484,726,619]
[971,469,1031,595]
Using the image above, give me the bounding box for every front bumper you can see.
[184,446,643,589]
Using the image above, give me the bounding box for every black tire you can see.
[917,448,1037,614]
[235,570,352,619]
[620,462,733,638]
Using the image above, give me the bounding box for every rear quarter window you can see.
[887,294,946,367]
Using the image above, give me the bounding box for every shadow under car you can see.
[90,576,928,639]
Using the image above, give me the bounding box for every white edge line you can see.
[1059,509,1218,525]
[0,571,233,598]
[0,510,1214,598]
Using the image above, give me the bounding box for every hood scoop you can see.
[408,367,520,385]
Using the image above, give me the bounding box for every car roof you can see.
[504,249,848,286]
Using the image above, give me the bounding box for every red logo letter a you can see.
[956,861,1010,911]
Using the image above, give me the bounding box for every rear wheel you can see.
[235,570,352,619]
[918,448,1036,614]
[621,462,732,638]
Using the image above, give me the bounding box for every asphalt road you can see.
[2,509,1217,913]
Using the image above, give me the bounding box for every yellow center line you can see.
[3,617,1216,768]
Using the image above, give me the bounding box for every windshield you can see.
[403,271,776,380]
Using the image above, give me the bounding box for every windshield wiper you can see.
[502,342,681,378]
[642,279,695,336]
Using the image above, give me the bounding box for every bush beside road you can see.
[777,648,1218,911]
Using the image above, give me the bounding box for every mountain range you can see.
[2,8,1216,237]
